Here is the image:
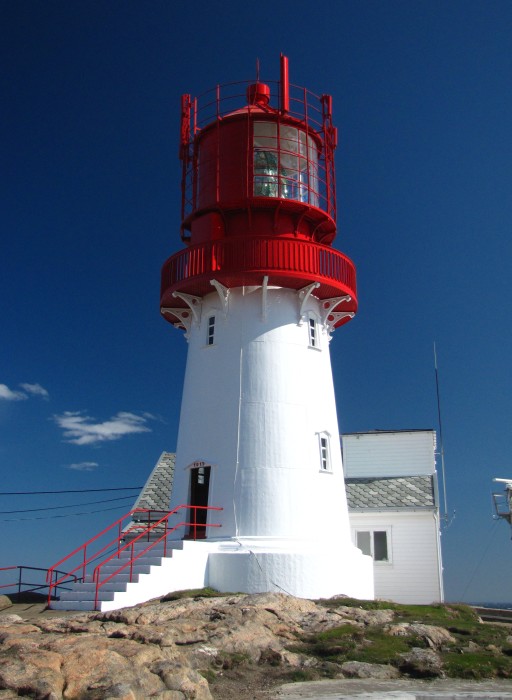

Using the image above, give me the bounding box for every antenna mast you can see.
[434,342,449,523]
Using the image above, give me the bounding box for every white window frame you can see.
[318,432,332,472]
[206,315,215,346]
[355,529,392,564]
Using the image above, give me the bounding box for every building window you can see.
[356,530,390,562]
[308,318,318,348]
[207,316,215,345]
[319,434,331,472]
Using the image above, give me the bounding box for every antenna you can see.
[434,342,450,524]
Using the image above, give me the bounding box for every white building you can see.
[344,429,444,604]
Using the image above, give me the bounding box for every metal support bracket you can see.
[160,307,195,335]
[297,282,320,324]
[172,292,202,325]
[325,311,355,334]
[210,279,230,314]
[319,295,352,326]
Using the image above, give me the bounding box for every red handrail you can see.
[47,504,222,608]
[91,505,222,609]
[46,508,152,604]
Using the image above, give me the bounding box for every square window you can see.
[355,530,390,562]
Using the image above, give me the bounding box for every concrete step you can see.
[83,573,143,584]
[58,589,116,602]
[95,564,154,576]
[48,540,196,611]
[60,581,129,593]
[50,600,97,611]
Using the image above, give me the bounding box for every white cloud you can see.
[53,411,152,445]
[0,384,27,401]
[20,383,49,399]
[67,461,99,471]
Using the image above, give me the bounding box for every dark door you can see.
[188,466,210,539]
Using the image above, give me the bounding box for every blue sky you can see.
[2,0,512,603]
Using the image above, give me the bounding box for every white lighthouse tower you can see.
[160,56,373,599]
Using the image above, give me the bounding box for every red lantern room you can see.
[161,55,357,330]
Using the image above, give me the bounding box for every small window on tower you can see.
[319,434,331,472]
[308,318,318,348]
[207,316,215,346]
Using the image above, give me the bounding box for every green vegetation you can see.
[161,587,229,601]
[299,599,512,679]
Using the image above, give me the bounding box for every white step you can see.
[62,581,129,593]
[49,540,210,612]
[58,589,117,602]
[50,600,98,611]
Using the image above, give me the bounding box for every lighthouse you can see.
[160,56,374,599]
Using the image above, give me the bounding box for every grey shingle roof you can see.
[132,452,175,512]
[122,453,176,536]
[345,475,435,510]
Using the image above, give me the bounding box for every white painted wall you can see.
[169,284,373,600]
[343,431,437,478]
[350,510,444,604]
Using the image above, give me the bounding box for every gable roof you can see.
[345,475,436,510]
[131,451,176,513]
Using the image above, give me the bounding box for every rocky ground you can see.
[0,591,511,699]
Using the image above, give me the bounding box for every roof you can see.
[345,475,436,510]
[130,451,176,516]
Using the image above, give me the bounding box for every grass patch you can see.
[214,651,251,670]
[296,599,512,678]
[347,629,422,665]
[199,668,217,683]
[161,587,229,601]
[298,624,421,665]
[286,669,319,683]
[443,651,512,679]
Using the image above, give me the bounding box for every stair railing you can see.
[92,504,222,609]
[46,504,222,607]
[0,565,77,602]
[46,508,168,606]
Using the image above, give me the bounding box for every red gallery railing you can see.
[161,237,357,316]
[46,505,222,609]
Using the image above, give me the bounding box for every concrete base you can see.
[50,538,373,611]
[207,539,374,600]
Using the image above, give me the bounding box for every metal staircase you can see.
[47,504,222,612]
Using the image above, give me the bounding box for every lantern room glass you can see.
[253,122,319,206]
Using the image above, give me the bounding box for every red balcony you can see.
[160,236,357,328]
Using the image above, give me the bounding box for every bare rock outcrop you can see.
[0,592,473,698]
[385,622,456,648]
[0,593,357,699]
[339,661,400,679]
[397,647,444,678]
